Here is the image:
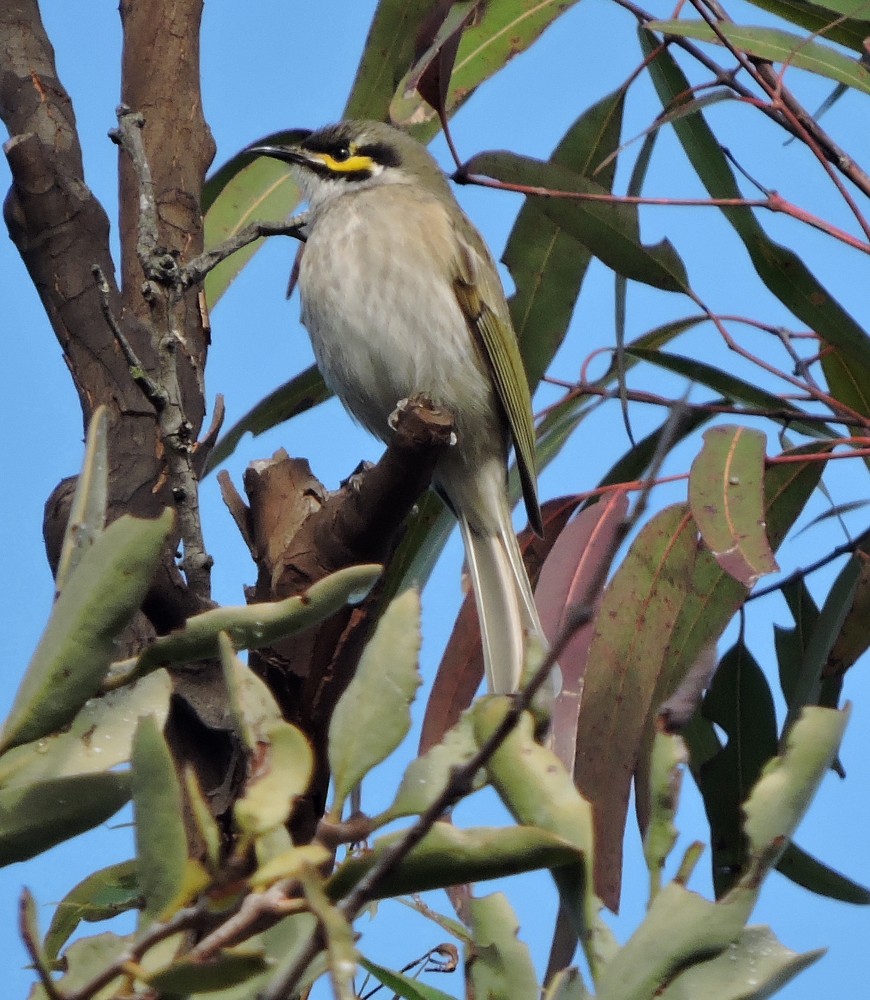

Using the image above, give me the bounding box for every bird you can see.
[249,120,554,695]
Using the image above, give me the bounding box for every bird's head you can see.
[248,120,452,212]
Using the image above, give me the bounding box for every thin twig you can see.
[180,215,309,288]
[91,265,166,410]
[748,531,869,601]
[19,891,64,1000]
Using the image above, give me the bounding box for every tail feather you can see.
[460,513,550,694]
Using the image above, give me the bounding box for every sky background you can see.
[1,1,868,996]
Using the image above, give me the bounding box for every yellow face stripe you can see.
[316,153,376,174]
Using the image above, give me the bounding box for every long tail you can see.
[459,511,550,694]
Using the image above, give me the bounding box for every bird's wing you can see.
[452,235,543,536]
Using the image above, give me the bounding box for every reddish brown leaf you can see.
[574,504,747,910]
[535,491,630,775]
[689,425,779,587]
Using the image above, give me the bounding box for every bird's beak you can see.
[247,130,313,167]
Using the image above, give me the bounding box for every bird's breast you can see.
[297,190,502,460]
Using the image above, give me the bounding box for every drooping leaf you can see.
[55,404,109,591]
[328,589,422,812]
[0,509,173,753]
[505,89,627,388]
[641,32,870,393]
[826,542,870,677]
[343,0,440,121]
[392,0,585,131]
[648,20,870,95]
[466,893,539,1000]
[535,491,630,776]
[627,347,840,439]
[0,772,131,867]
[463,150,689,293]
[574,503,745,909]
[776,841,870,904]
[742,0,870,52]
[44,860,140,961]
[696,642,779,897]
[132,716,208,924]
[689,426,779,587]
[29,932,129,999]
[781,555,861,733]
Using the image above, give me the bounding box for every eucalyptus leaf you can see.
[0,772,131,866]
[0,509,173,752]
[55,404,109,591]
[466,893,538,1000]
[328,589,422,812]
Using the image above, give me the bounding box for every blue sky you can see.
[1,1,868,996]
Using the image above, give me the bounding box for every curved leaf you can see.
[329,589,422,812]
[0,772,131,866]
[743,0,870,52]
[648,20,870,95]
[463,150,689,292]
[0,509,173,753]
[327,822,586,900]
[466,894,538,1000]
[689,425,779,587]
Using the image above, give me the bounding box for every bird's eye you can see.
[332,145,351,162]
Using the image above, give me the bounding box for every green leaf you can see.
[0,670,171,788]
[743,706,849,877]
[545,967,594,1000]
[327,822,585,900]
[44,860,140,961]
[697,642,779,897]
[204,365,330,473]
[777,840,870,903]
[29,932,129,998]
[596,879,758,1000]
[383,710,481,823]
[343,1,438,121]
[202,130,306,307]
[627,347,839,439]
[0,509,173,753]
[689,426,779,587]
[782,555,861,733]
[473,701,596,962]
[743,0,870,52]
[466,893,539,1000]
[656,925,824,1000]
[359,956,457,1000]
[121,563,382,677]
[391,0,584,130]
[0,772,130,866]
[643,732,686,901]
[648,20,870,95]
[132,716,207,924]
[464,150,689,292]
[147,949,270,993]
[328,589,422,812]
[233,720,314,837]
[55,404,109,590]
[506,89,626,386]
[641,32,870,381]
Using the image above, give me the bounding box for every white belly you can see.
[297,185,508,528]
